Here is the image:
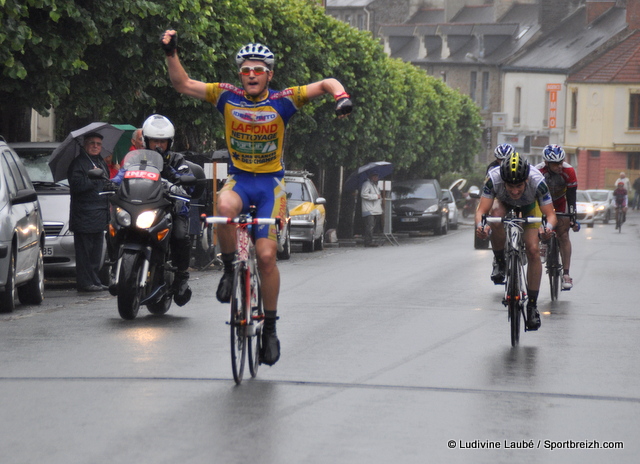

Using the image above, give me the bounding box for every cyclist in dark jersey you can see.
[161,30,352,366]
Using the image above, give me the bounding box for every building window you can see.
[357,14,364,30]
[470,72,477,103]
[571,89,578,129]
[514,87,521,125]
[629,152,640,170]
[344,14,352,26]
[589,150,600,158]
[629,93,640,129]
[481,72,490,110]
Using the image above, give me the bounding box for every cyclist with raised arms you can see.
[535,144,580,290]
[475,153,557,330]
[160,30,352,366]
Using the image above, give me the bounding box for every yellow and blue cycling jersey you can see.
[205,83,310,175]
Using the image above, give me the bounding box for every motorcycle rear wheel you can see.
[117,251,143,320]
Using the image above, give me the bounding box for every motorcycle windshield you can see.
[119,150,166,205]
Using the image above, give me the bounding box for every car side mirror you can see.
[315,197,326,205]
[11,188,38,205]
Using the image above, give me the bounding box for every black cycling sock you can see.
[528,290,539,306]
[493,249,506,264]
[221,252,235,274]
[264,310,278,333]
[563,269,570,275]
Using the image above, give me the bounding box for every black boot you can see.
[173,271,192,306]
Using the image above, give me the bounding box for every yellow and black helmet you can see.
[500,152,530,184]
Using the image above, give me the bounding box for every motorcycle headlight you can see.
[116,207,131,227]
[136,210,159,229]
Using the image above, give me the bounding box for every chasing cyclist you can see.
[160,30,352,366]
[475,153,557,330]
[535,144,580,290]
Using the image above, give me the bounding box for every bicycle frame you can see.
[485,211,542,346]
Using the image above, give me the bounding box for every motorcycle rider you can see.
[111,114,193,306]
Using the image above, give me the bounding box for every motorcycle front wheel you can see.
[117,251,143,320]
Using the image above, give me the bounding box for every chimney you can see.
[628,0,640,30]
[586,1,616,25]
[539,0,571,33]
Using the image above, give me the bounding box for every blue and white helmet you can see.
[494,143,515,160]
[235,43,275,69]
[542,144,566,162]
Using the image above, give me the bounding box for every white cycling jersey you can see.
[482,165,553,208]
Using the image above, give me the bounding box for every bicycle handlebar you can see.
[204,215,280,227]
[484,216,543,224]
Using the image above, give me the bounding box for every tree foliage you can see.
[1,0,482,180]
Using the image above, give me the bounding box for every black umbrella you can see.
[48,122,124,182]
[344,161,393,191]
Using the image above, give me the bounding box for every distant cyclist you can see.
[488,143,515,173]
[535,144,580,290]
[613,181,628,223]
[475,153,557,330]
[161,30,352,366]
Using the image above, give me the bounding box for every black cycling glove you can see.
[335,96,353,117]
[160,32,178,57]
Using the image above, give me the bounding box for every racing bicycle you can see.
[205,207,280,384]
[615,205,624,232]
[541,212,577,301]
[484,211,542,347]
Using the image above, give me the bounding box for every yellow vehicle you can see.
[284,171,326,252]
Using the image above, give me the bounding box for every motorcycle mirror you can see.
[177,164,189,173]
[88,168,106,180]
[468,185,480,199]
[178,175,197,186]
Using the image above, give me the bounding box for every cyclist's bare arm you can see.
[475,196,493,237]
[162,30,207,100]
[539,203,557,239]
[306,79,347,100]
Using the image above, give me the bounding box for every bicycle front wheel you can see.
[507,254,521,347]
[248,271,263,378]
[230,263,248,384]
[547,237,561,301]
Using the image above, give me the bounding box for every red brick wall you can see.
[575,149,628,189]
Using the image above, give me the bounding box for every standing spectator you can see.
[361,171,383,247]
[614,171,630,192]
[128,128,144,151]
[632,175,640,210]
[104,153,120,179]
[68,133,110,292]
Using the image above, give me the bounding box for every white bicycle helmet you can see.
[235,43,275,69]
[494,143,515,160]
[142,114,175,151]
[542,144,566,162]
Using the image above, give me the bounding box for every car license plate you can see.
[43,246,54,256]
[401,218,419,223]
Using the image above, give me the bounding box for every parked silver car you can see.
[441,188,459,229]
[576,190,595,228]
[10,142,79,275]
[0,139,45,312]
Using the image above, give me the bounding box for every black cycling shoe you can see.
[216,272,233,303]
[526,304,541,331]
[491,259,506,284]
[260,330,281,366]
[173,271,192,306]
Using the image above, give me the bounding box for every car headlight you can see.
[136,210,159,229]
[585,205,594,214]
[423,204,438,213]
[595,205,605,212]
[116,207,131,227]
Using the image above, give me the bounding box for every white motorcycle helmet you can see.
[142,114,175,153]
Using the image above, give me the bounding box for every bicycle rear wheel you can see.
[547,236,561,301]
[230,263,248,384]
[507,254,521,347]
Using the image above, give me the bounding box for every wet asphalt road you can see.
[1,213,639,463]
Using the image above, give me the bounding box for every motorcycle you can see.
[90,149,196,320]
